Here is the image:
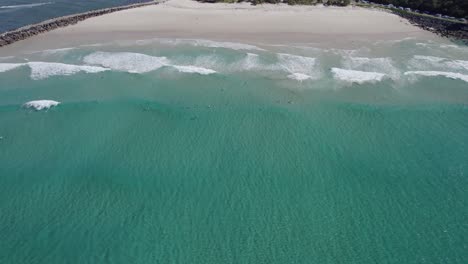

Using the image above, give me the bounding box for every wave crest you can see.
[152,38,265,51]
[409,55,468,72]
[277,53,320,80]
[23,100,60,111]
[0,63,25,73]
[28,62,108,80]
[287,73,312,81]
[342,57,400,78]
[404,71,468,83]
[172,65,216,75]
[331,68,387,84]
[83,52,169,73]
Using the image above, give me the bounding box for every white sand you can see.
[0,0,435,54]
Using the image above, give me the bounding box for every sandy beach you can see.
[0,0,437,55]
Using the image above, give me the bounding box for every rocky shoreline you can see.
[392,10,468,45]
[0,1,159,47]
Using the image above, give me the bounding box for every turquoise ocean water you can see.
[0,38,467,263]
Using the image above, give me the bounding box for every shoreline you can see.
[392,10,468,44]
[0,0,446,54]
[0,1,159,48]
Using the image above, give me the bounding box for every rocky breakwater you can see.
[0,1,159,47]
[394,10,468,44]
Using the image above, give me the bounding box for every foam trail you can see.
[0,63,25,73]
[83,52,169,73]
[192,54,225,71]
[155,38,265,51]
[278,53,316,73]
[172,65,216,75]
[225,53,263,72]
[404,71,468,83]
[193,39,265,51]
[449,60,468,71]
[23,100,60,111]
[39,47,76,55]
[287,73,312,81]
[409,55,468,72]
[277,53,320,80]
[0,56,15,61]
[28,62,108,80]
[173,53,262,73]
[0,2,52,9]
[331,68,387,84]
[342,57,400,78]
[242,53,260,70]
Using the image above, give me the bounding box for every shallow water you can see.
[0,38,467,263]
[0,0,152,33]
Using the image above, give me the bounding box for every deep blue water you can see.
[0,0,152,33]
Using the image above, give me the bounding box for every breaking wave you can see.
[28,62,108,80]
[287,73,313,81]
[342,57,400,79]
[132,38,265,51]
[83,52,170,73]
[331,68,387,84]
[404,71,468,83]
[1,62,108,79]
[23,100,60,111]
[277,53,320,80]
[0,63,25,73]
[408,55,468,72]
[171,65,216,75]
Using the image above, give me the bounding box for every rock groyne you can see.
[0,1,159,47]
[392,10,468,44]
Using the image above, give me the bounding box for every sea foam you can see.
[287,73,313,81]
[404,71,468,83]
[83,52,170,73]
[241,53,261,70]
[409,55,468,72]
[342,57,400,78]
[0,63,25,73]
[172,65,216,75]
[277,53,320,80]
[23,100,60,111]
[27,62,108,80]
[38,47,76,55]
[331,68,387,84]
[155,38,265,51]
